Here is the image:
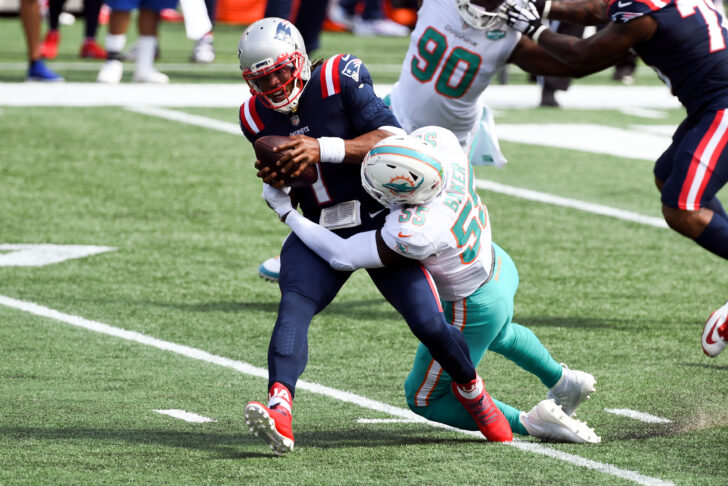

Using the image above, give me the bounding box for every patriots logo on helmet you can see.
[383,175,423,194]
[274,22,293,42]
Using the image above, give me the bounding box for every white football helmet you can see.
[238,18,311,113]
[362,135,448,208]
[455,0,506,29]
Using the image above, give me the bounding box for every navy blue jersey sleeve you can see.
[336,55,401,133]
[608,0,657,23]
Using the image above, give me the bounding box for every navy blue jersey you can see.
[240,54,401,237]
[608,0,728,116]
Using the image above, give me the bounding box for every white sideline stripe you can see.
[154,409,217,423]
[357,418,419,424]
[0,62,405,73]
[125,105,241,135]
[495,123,670,161]
[0,83,680,109]
[605,408,672,424]
[476,180,669,229]
[0,294,673,486]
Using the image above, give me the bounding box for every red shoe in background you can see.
[39,30,60,59]
[80,39,107,59]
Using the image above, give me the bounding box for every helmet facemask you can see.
[243,51,308,113]
[238,18,312,113]
[455,0,507,29]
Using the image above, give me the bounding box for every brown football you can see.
[254,135,318,188]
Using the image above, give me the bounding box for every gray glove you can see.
[504,0,548,41]
[262,184,294,220]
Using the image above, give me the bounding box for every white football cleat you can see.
[132,69,169,84]
[258,256,280,282]
[521,399,600,444]
[547,364,596,417]
[97,59,123,84]
[191,34,215,63]
[702,301,728,357]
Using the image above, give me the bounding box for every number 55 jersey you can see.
[380,126,494,301]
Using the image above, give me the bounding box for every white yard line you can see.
[0,294,673,486]
[154,409,217,423]
[0,83,680,110]
[357,418,419,424]
[126,105,242,135]
[475,180,668,229]
[605,409,672,424]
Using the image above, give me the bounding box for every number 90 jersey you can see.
[380,126,494,301]
[389,0,520,146]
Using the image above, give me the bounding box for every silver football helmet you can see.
[362,135,448,208]
[455,0,506,29]
[238,18,311,113]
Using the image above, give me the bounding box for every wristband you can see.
[532,25,548,43]
[542,0,551,19]
[318,137,346,163]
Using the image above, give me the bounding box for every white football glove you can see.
[262,183,294,221]
[503,0,548,41]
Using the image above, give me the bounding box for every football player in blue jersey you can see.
[502,0,728,358]
[237,18,513,454]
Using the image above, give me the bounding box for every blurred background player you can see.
[538,21,584,107]
[503,0,728,356]
[238,18,512,454]
[97,0,176,83]
[39,0,107,60]
[328,0,411,36]
[263,127,600,443]
[21,0,64,81]
[264,0,329,52]
[189,0,217,63]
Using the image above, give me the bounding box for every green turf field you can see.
[1,15,727,486]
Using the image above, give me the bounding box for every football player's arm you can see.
[262,184,410,269]
[535,0,609,25]
[272,127,403,178]
[533,17,655,74]
[508,36,584,77]
[284,211,410,270]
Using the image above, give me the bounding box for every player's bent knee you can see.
[662,205,711,239]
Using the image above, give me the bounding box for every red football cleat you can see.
[245,402,294,454]
[452,375,513,442]
[80,39,107,59]
[39,30,60,60]
[245,382,295,454]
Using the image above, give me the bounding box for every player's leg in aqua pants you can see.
[403,243,562,436]
[486,244,563,389]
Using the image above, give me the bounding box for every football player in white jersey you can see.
[262,125,600,443]
[387,0,605,167]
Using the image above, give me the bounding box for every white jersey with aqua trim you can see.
[380,126,494,301]
[388,0,520,147]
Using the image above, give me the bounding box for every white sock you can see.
[457,378,483,399]
[105,34,126,55]
[135,35,157,74]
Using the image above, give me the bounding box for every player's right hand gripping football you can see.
[255,135,319,188]
[503,0,548,40]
